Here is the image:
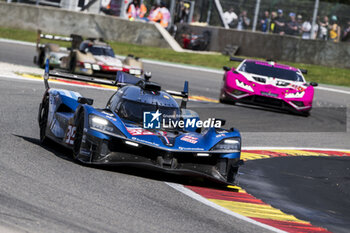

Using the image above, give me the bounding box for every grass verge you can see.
[1,26,350,87]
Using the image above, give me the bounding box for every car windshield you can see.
[88,46,115,57]
[239,61,304,82]
[115,99,180,125]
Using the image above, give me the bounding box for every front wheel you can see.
[39,96,49,145]
[226,166,238,184]
[219,92,235,105]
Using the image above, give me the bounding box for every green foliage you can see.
[0,26,350,87]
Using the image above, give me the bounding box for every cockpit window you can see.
[79,43,115,57]
[239,61,304,82]
[114,99,180,125]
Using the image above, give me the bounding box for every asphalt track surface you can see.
[0,40,350,232]
[239,156,350,233]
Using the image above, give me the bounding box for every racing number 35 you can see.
[65,125,76,145]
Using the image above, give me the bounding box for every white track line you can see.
[167,147,349,233]
[1,38,350,95]
[0,75,116,91]
[316,86,350,95]
[165,182,286,233]
[0,38,36,47]
[243,147,350,151]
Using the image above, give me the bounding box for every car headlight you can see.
[84,63,92,69]
[236,79,254,92]
[129,69,141,75]
[92,64,100,70]
[285,91,305,98]
[88,115,125,138]
[211,138,241,152]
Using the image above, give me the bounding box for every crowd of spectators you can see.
[125,0,171,28]
[223,7,350,43]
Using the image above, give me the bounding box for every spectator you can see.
[301,17,312,39]
[274,9,286,35]
[270,11,277,33]
[148,4,160,22]
[159,2,171,28]
[223,8,238,28]
[285,12,299,36]
[341,20,350,42]
[311,18,319,40]
[259,11,270,33]
[318,16,329,40]
[296,14,303,35]
[236,10,250,30]
[329,15,341,42]
[181,2,191,23]
[127,0,147,20]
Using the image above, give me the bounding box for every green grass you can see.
[1,26,350,87]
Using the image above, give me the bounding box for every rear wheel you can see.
[73,112,84,161]
[39,96,49,145]
[70,54,76,73]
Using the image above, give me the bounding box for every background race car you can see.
[34,31,143,78]
[38,61,243,185]
[33,32,71,69]
[220,57,318,116]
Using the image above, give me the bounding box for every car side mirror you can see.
[223,66,231,72]
[78,97,94,105]
[310,82,318,87]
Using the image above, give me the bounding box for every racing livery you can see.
[34,31,143,78]
[220,57,318,115]
[39,60,242,184]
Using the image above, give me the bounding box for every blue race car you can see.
[38,60,242,184]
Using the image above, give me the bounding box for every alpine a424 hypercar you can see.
[38,60,242,184]
[220,57,318,115]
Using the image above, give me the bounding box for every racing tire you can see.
[39,95,50,145]
[70,54,77,74]
[72,112,84,161]
[226,166,238,184]
[38,50,46,68]
[219,93,235,105]
[299,111,310,117]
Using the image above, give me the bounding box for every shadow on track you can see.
[14,134,237,192]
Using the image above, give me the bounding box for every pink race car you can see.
[220,57,318,116]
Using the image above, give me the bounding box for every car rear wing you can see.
[43,59,117,89]
[299,69,308,74]
[36,30,72,50]
[166,81,189,109]
[230,56,245,62]
[36,30,84,51]
[43,65,190,108]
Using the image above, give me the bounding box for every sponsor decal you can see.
[143,111,222,129]
[65,125,76,145]
[180,135,198,144]
[131,137,159,146]
[127,127,154,136]
[178,147,204,151]
[143,110,162,129]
